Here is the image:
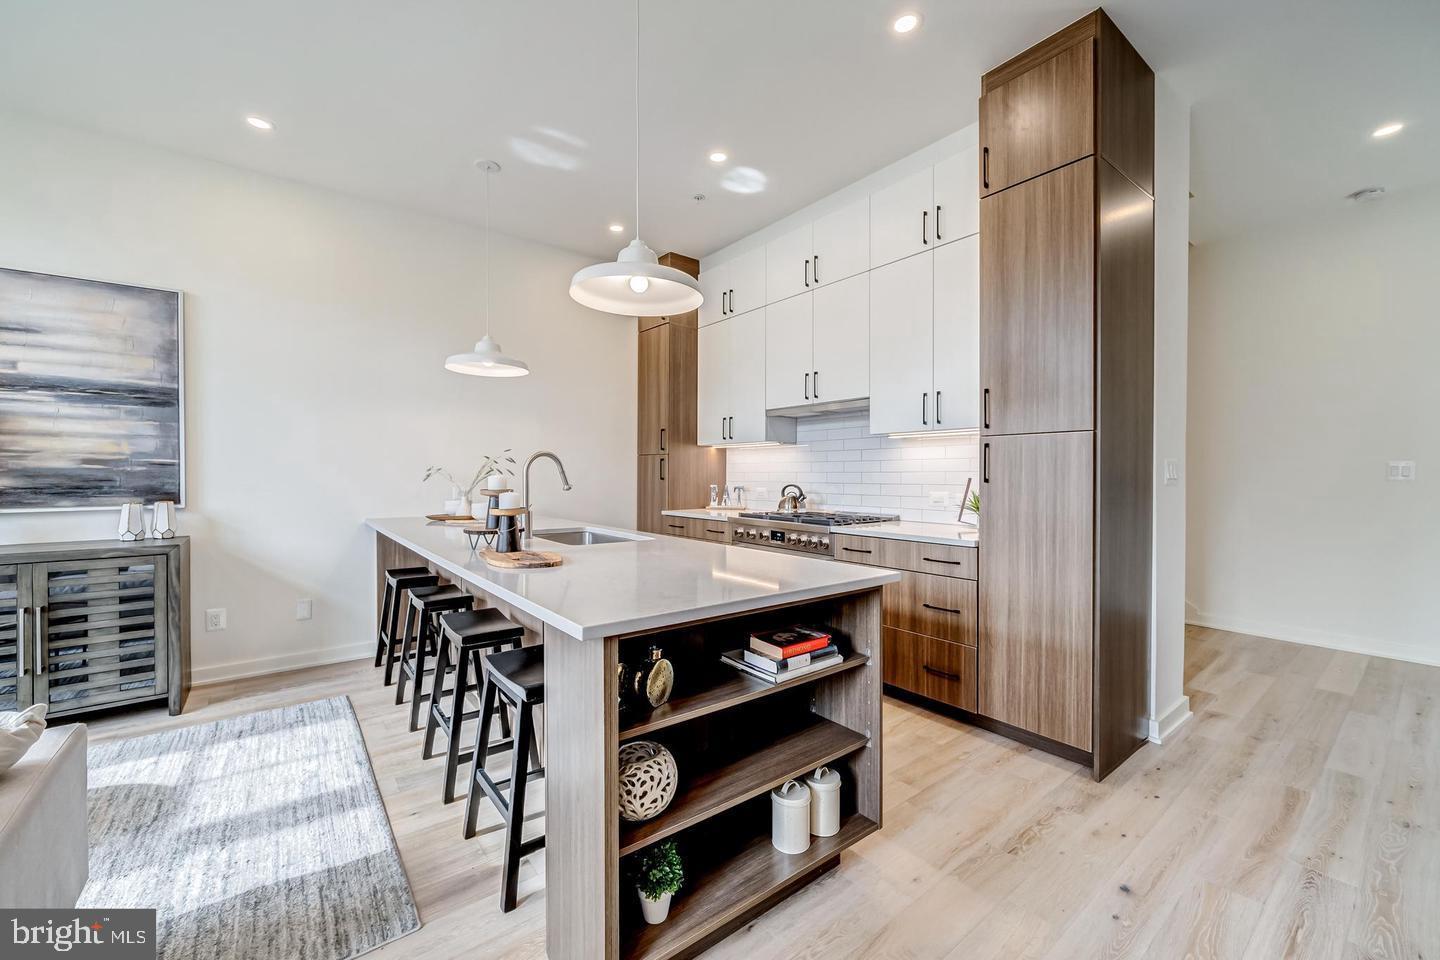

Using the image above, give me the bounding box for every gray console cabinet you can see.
[0,538,189,717]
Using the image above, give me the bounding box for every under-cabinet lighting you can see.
[1372,122,1404,138]
[885,429,980,440]
[245,116,274,131]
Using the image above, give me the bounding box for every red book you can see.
[749,626,833,660]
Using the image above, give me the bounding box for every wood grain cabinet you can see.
[0,540,190,718]
[636,254,727,534]
[976,10,1154,780]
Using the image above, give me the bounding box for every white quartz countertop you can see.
[661,508,979,548]
[366,515,900,641]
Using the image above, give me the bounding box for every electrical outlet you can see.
[296,598,313,621]
[1163,459,1180,486]
[205,608,227,632]
[929,491,948,506]
[1386,460,1416,481]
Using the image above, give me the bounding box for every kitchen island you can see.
[367,516,899,960]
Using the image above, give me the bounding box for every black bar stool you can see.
[376,566,439,686]
[465,645,545,913]
[422,608,526,803]
[396,584,474,731]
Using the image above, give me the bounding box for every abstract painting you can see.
[0,268,184,511]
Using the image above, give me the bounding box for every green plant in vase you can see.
[632,840,684,925]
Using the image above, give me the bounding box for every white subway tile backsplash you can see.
[723,411,978,517]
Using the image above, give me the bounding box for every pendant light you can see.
[446,160,530,377]
[568,0,703,316]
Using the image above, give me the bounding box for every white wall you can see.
[0,110,636,684]
[724,413,977,521]
[1150,78,1191,740]
[1188,181,1440,666]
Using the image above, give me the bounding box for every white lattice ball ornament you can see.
[617,740,678,822]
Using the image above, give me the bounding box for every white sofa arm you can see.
[0,723,89,908]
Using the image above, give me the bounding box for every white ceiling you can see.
[0,0,1436,255]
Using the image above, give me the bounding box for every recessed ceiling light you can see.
[609,223,625,232]
[245,116,274,131]
[708,151,728,163]
[893,13,921,33]
[1372,122,1404,138]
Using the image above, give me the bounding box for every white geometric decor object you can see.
[118,502,147,541]
[151,500,177,539]
[617,740,678,822]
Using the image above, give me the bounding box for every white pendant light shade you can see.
[569,238,702,315]
[446,334,529,377]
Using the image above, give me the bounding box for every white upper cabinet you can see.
[766,224,813,304]
[726,247,766,318]
[870,167,934,269]
[811,197,870,288]
[932,235,980,430]
[698,261,729,327]
[812,273,869,404]
[868,251,934,434]
[764,293,813,409]
[697,320,728,443]
[932,146,980,247]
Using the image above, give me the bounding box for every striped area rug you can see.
[80,697,420,959]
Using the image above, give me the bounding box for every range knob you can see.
[817,537,830,550]
[746,529,758,540]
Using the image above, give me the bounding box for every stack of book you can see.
[721,626,843,685]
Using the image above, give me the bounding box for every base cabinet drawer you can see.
[690,518,730,543]
[883,627,976,711]
[882,571,977,646]
[661,518,691,539]
[832,534,977,579]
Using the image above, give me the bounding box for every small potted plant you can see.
[632,840,683,925]
[423,450,516,516]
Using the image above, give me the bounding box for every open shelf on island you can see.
[622,813,880,960]
[619,715,868,856]
[620,652,869,740]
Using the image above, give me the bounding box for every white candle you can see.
[498,492,521,509]
[486,474,507,490]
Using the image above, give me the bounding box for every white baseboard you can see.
[191,641,373,687]
[1147,695,1191,743]
[1186,612,1440,668]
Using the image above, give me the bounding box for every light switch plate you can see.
[296,598,313,621]
[205,608,227,631]
[1386,460,1416,481]
[929,491,948,505]
[1163,459,1180,486]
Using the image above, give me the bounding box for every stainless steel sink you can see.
[531,527,648,546]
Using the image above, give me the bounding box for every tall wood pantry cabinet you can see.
[976,9,1154,780]
[637,253,727,534]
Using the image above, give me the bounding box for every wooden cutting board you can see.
[482,549,564,569]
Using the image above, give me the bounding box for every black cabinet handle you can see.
[659,457,666,481]
[813,254,820,283]
[721,417,727,440]
[983,442,990,483]
[983,387,991,429]
[730,288,736,313]
[922,557,965,566]
[728,415,735,438]
[935,205,943,241]
[923,664,962,682]
[804,372,810,400]
[922,392,928,425]
[935,390,942,424]
[813,370,820,399]
[804,258,810,288]
[667,523,685,530]
[721,290,728,315]
[659,427,666,452]
[922,209,929,245]
[982,147,990,190]
[705,528,725,535]
[922,603,965,615]
[841,546,873,555]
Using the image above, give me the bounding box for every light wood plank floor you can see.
[85,626,1440,960]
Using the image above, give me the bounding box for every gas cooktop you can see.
[737,510,898,527]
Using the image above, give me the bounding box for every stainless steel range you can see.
[728,510,898,557]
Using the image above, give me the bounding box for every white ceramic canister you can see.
[770,779,812,854]
[805,766,842,837]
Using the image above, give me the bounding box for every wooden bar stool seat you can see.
[464,645,545,912]
[422,608,527,803]
[376,566,438,685]
[396,584,474,730]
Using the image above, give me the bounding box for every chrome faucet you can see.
[522,450,572,537]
